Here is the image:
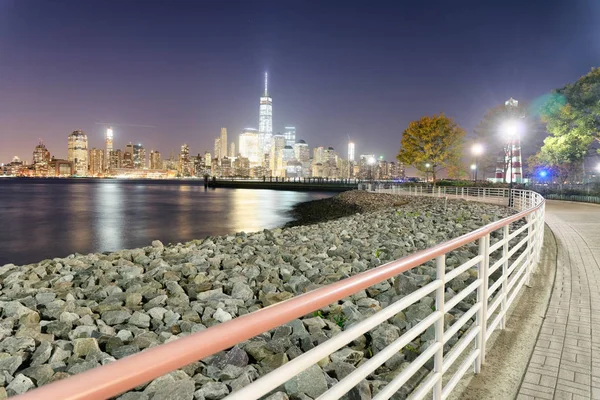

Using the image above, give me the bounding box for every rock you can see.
[264,392,289,400]
[147,307,168,320]
[102,310,132,326]
[73,337,100,358]
[260,353,288,374]
[151,378,195,400]
[262,292,294,307]
[218,364,244,380]
[231,283,253,301]
[213,308,232,323]
[2,301,36,319]
[125,293,143,307]
[129,312,151,328]
[370,323,400,355]
[117,393,150,400]
[31,341,52,366]
[0,356,22,375]
[283,364,328,398]
[6,374,34,396]
[330,348,363,365]
[21,364,55,386]
[152,240,164,248]
[212,346,249,369]
[199,381,229,400]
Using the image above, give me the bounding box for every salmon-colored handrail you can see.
[14,195,545,400]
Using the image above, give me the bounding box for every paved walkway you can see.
[518,201,600,400]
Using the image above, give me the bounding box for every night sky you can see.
[0,0,597,164]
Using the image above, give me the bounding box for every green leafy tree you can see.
[397,114,466,183]
[539,67,600,165]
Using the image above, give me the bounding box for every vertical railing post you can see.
[461,187,464,198]
[433,254,446,400]
[475,233,490,372]
[501,224,509,330]
[526,213,534,286]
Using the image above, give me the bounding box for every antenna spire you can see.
[264,72,268,96]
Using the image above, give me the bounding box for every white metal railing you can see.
[224,187,544,400]
[15,187,545,400]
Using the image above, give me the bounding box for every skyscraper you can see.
[239,128,261,166]
[214,138,221,160]
[33,141,51,176]
[269,134,286,177]
[67,130,89,176]
[150,150,162,170]
[33,141,50,166]
[220,127,228,160]
[179,144,192,176]
[89,148,104,176]
[105,127,114,171]
[230,142,236,158]
[283,127,296,147]
[258,72,273,155]
[348,142,355,163]
[293,140,310,162]
[133,144,146,169]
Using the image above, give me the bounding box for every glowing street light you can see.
[424,163,431,183]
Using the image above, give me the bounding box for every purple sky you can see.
[0,0,598,164]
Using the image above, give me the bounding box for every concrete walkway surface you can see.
[517,201,600,400]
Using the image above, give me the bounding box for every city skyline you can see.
[0,0,597,163]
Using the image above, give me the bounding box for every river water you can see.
[0,179,334,266]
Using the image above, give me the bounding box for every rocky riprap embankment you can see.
[0,191,520,400]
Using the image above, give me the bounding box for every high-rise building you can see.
[233,157,250,177]
[294,140,310,162]
[214,138,221,161]
[239,128,261,167]
[150,150,162,170]
[133,144,146,169]
[348,142,355,163]
[269,134,286,177]
[110,149,123,169]
[230,142,236,158]
[313,146,325,164]
[258,72,273,155]
[179,144,193,176]
[89,148,104,176]
[283,127,296,147]
[220,127,228,160]
[67,130,89,176]
[324,147,336,164]
[122,150,133,168]
[204,151,212,168]
[105,127,114,171]
[33,141,50,165]
[32,141,51,176]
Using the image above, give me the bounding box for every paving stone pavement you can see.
[517,201,600,400]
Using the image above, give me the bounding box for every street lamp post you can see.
[425,163,431,184]
[471,144,483,182]
[470,164,477,182]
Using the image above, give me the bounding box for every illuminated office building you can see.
[67,130,89,176]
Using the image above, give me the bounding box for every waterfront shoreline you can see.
[0,191,519,399]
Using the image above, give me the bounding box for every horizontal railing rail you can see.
[15,187,545,400]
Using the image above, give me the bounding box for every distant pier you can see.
[205,178,360,192]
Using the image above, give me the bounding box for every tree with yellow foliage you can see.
[397,114,466,183]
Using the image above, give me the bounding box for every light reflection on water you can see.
[0,179,334,265]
